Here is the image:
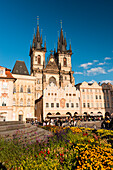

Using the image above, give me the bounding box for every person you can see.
[73,118,77,127]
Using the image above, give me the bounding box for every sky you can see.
[0,0,113,85]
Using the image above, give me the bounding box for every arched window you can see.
[38,55,41,64]
[20,98,23,106]
[37,79,40,84]
[63,57,67,66]
[49,76,56,85]
[13,85,16,93]
[20,85,23,93]
[13,98,16,106]
[27,99,30,106]
[27,85,31,93]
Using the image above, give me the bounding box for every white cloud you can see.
[93,60,98,63]
[101,80,113,85]
[98,62,106,66]
[88,80,96,83]
[80,62,93,69]
[108,68,113,72]
[87,67,106,76]
[104,57,111,60]
[74,72,83,75]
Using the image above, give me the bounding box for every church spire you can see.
[69,40,72,55]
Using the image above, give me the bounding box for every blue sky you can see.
[0,0,113,84]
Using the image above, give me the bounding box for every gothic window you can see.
[20,98,23,106]
[20,85,23,93]
[76,103,79,108]
[13,85,16,93]
[56,103,59,108]
[49,76,56,85]
[66,103,69,108]
[71,103,74,108]
[38,55,41,64]
[46,103,49,108]
[63,57,67,66]
[51,103,54,108]
[35,56,37,61]
[27,85,31,93]
[37,79,40,84]
[27,99,30,106]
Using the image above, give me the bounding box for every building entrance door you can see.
[19,115,23,121]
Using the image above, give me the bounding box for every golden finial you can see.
[60,20,62,29]
[37,16,39,25]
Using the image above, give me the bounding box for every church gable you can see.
[45,54,59,70]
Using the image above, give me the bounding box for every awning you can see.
[47,115,70,118]
[0,112,7,114]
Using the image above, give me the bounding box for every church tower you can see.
[29,18,46,99]
[55,24,75,87]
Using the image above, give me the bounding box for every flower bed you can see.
[0,126,113,169]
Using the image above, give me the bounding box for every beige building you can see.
[0,66,15,121]
[42,82,80,120]
[101,83,113,116]
[76,82,105,117]
[12,61,36,121]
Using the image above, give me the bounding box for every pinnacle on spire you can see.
[37,16,39,26]
[60,20,62,29]
[44,36,46,52]
[69,39,72,55]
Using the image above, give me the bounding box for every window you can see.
[20,85,23,92]
[27,86,31,93]
[66,103,69,108]
[96,95,98,99]
[27,99,30,106]
[51,93,53,96]
[46,103,49,108]
[20,99,23,106]
[35,56,37,61]
[71,103,74,108]
[104,103,106,108]
[91,103,93,107]
[100,103,102,108]
[73,94,76,96]
[2,97,6,106]
[96,103,98,108]
[37,79,40,84]
[3,82,7,89]
[76,103,79,108]
[51,103,54,108]
[91,95,93,99]
[112,97,113,101]
[107,96,109,101]
[63,57,67,66]
[87,103,90,108]
[90,89,92,92]
[82,89,85,92]
[66,93,68,96]
[13,85,16,93]
[65,76,67,80]
[0,70,3,74]
[13,99,16,106]
[87,95,89,99]
[83,103,85,108]
[55,93,57,96]
[99,95,101,99]
[38,55,41,64]
[56,103,59,108]
[69,94,71,96]
[108,103,109,108]
[48,93,50,96]
[83,95,85,99]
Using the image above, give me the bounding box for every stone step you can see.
[0,121,24,126]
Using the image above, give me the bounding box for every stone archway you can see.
[49,76,56,85]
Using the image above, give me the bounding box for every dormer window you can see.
[38,55,41,64]
[0,70,3,74]
[63,57,67,66]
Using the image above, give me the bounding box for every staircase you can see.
[0,121,52,144]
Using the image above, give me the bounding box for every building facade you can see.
[76,82,105,117]
[101,83,113,116]
[0,66,15,121]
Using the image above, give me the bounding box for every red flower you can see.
[88,140,90,143]
[48,151,50,154]
[36,155,38,158]
[44,154,46,157]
